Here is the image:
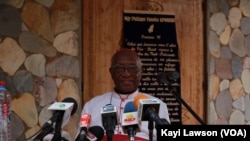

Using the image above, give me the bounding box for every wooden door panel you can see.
[83,0,205,124]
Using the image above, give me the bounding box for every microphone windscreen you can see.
[157,71,180,84]
[133,94,149,109]
[156,72,168,84]
[61,97,78,115]
[88,126,105,141]
[124,101,136,113]
[168,71,180,81]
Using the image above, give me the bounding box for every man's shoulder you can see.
[83,92,113,111]
[86,92,112,103]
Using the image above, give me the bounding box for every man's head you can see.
[109,48,143,94]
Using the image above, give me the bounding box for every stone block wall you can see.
[0,0,82,140]
[207,0,250,124]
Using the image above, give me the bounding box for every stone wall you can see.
[207,0,250,124]
[0,0,81,140]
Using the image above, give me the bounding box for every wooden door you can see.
[82,0,205,124]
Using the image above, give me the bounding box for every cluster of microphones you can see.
[29,72,178,141]
[76,94,169,141]
[29,94,170,141]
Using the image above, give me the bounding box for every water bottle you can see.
[0,80,12,141]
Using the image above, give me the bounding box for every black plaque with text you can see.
[123,10,181,124]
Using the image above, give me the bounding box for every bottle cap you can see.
[0,80,6,86]
[0,81,6,91]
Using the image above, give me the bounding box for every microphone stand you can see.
[168,84,206,125]
[107,134,113,141]
[104,117,115,141]
[52,118,62,141]
[148,120,154,141]
[33,126,54,140]
[51,119,68,141]
[126,126,136,141]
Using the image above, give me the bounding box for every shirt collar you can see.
[112,89,139,100]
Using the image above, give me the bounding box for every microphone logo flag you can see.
[139,99,159,104]
[80,114,91,127]
[48,102,74,127]
[122,112,138,126]
[138,99,160,121]
[101,104,116,113]
[86,132,97,141]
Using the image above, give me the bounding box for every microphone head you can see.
[168,71,180,81]
[156,72,168,84]
[46,97,78,129]
[88,126,105,141]
[124,101,136,113]
[133,94,149,109]
[157,71,180,84]
[101,104,118,132]
[134,94,161,121]
[62,97,78,115]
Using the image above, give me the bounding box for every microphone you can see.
[42,97,78,129]
[85,126,105,141]
[156,71,180,84]
[156,71,206,125]
[76,114,91,141]
[101,104,117,141]
[121,101,139,141]
[34,98,78,141]
[133,94,169,125]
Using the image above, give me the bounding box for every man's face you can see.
[109,53,142,94]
